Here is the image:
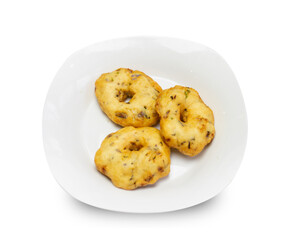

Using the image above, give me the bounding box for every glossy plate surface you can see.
[43,37,247,213]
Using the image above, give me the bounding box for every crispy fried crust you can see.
[155,86,215,157]
[95,68,162,127]
[94,127,171,190]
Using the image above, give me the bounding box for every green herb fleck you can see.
[185,89,190,98]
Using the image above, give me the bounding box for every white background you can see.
[1,0,284,239]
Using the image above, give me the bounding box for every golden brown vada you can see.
[95,68,162,127]
[156,86,215,157]
[94,127,171,190]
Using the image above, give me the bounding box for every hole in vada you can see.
[124,96,132,103]
[180,108,188,123]
[116,90,134,104]
[124,142,143,151]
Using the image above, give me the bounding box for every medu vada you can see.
[94,127,171,190]
[155,86,215,157]
[95,68,162,127]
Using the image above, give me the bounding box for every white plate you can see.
[43,37,247,213]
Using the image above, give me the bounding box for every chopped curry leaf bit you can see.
[185,89,190,98]
[137,111,145,118]
[137,111,150,119]
[116,112,127,118]
[163,110,170,119]
[158,167,164,172]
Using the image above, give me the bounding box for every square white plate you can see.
[43,37,247,213]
